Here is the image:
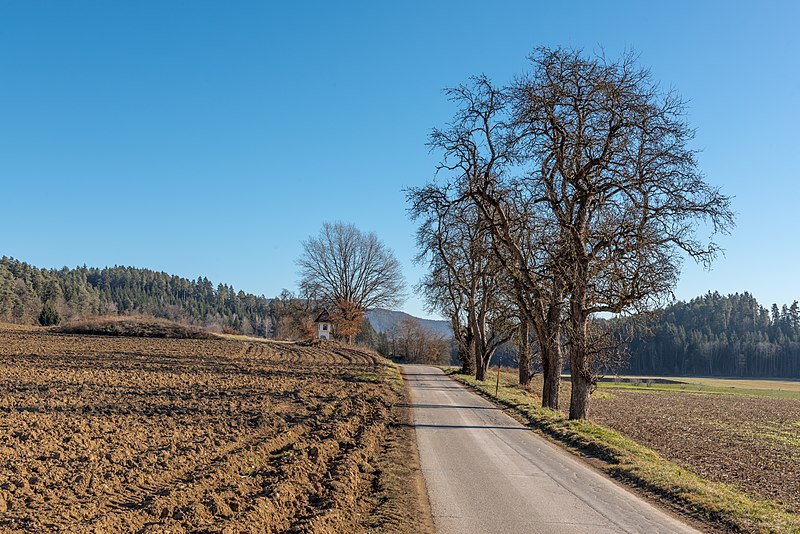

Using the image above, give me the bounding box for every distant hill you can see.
[366,308,452,339]
[0,256,271,336]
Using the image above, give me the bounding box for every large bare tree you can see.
[422,47,734,419]
[297,222,405,341]
[511,48,734,419]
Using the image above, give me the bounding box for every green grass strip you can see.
[448,370,800,533]
[597,381,800,400]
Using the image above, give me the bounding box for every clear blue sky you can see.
[2,1,798,319]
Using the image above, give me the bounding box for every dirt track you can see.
[0,327,423,532]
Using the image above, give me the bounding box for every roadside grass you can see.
[448,368,800,533]
[353,372,384,383]
[383,364,405,387]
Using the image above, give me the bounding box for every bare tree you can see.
[270,289,315,340]
[416,248,475,374]
[297,222,406,342]
[422,47,734,419]
[509,48,734,418]
[409,184,517,381]
[424,77,566,408]
[387,316,451,364]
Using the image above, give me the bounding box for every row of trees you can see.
[624,292,800,377]
[410,47,734,419]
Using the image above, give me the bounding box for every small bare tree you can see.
[297,222,406,342]
[270,289,315,340]
[388,316,451,364]
[416,253,475,374]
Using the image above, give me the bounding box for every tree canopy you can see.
[0,256,271,336]
[624,292,800,378]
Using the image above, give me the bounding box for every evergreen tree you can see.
[0,257,272,335]
[38,301,60,326]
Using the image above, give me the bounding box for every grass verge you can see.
[449,369,800,534]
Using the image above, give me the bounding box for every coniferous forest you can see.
[625,292,800,378]
[0,257,272,336]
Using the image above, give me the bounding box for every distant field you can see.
[596,375,800,399]
[678,376,800,392]
[0,325,431,532]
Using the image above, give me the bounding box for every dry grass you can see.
[676,377,800,393]
[0,322,46,331]
[56,315,218,339]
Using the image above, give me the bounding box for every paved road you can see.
[401,365,698,534]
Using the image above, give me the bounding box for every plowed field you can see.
[590,389,800,513]
[0,326,429,533]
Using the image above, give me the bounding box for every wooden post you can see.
[495,363,501,397]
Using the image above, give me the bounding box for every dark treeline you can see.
[0,257,273,335]
[626,291,800,378]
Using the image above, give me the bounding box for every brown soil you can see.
[590,390,800,514]
[0,325,431,532]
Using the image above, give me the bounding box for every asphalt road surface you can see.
[401,365,698,534]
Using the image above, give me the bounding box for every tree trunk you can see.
[458,322,475,375]
[568,361,591,419]
[468,306,489,381]
[536,294,563,410]
[518,317,531,386]
[475,355,486,380]
[539,330,562,410]
[480,348,495,383]
[461,346,475,375]
[568,309,591,420]
[472,337,486,381]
